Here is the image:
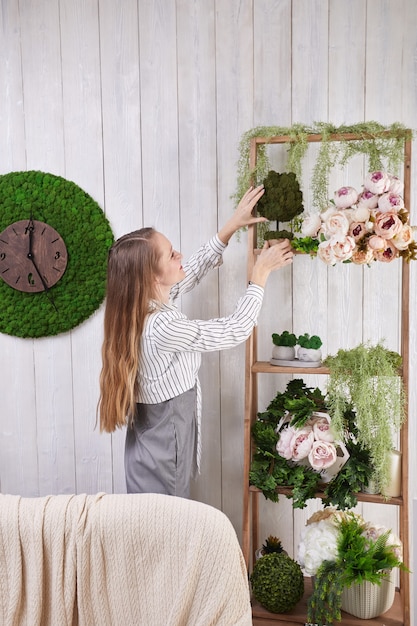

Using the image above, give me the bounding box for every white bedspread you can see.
[0,492,252,626]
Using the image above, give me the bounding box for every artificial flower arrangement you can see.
[249,379,372,510]
[294,171,417,265]
[297,508,408,625]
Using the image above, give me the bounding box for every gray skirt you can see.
[124,386,197,498]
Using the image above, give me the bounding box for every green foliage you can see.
[234,121,412,213]
[290,235,319,256]
[0,170,114,338]
[257,171,304,223]
[297,333,323,349]
[264,229,294,241]
[307,561,345,626]
[324,342,406,495]
[249,379,376,509]
[250,552,304,613]
[272,330,297,347]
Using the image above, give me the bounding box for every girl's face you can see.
[154,232,185,293]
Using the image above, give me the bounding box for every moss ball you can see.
[250,552,304,613]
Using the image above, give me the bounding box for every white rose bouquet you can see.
[297,172,416,265]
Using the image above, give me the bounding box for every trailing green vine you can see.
[234,121,412,212]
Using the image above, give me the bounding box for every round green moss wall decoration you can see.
[0,171,114,338]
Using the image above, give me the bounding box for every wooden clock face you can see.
[0,219,68,293]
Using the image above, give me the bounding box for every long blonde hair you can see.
[98,228,159,432]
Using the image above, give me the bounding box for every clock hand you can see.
[28,251,58,313]
[26,215,35,258]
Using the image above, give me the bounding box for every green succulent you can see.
[261,535,284,555]
[272,331,297,347]
[250,552,304,613]
[297,333,323,349]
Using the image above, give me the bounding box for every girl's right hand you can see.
[250,239,294,287]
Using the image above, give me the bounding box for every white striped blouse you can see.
[137,234,264,404]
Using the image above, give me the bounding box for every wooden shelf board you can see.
[252,361,330,374]
[248,485,403,506]
[252,578,403,626]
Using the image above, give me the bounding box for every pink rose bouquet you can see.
[276,413,347,480]
[299,172,416,265]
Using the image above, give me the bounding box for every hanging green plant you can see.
[234,121,411,213]
[324,342,406,495]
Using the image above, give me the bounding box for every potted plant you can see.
[255,535,286,561]
[272,330,297,360]
[250,550,304,614]
[256,170,304,244]
[297,333,323,362]
[323,341,406,496]
[298,508,408,624]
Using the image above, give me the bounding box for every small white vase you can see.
[272,345,296,360]
[297,347,322,362]
[341,573,395,619]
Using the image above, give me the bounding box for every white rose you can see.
[301,213,322,237]
[333,186,358,209]
[321,211,350,239]
[388,174,404,196]
[364,171,391,195]
[350,205,371,223]
[378,192,404,213]
[357,189,379,210]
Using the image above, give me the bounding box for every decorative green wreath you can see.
[0,170,114,338]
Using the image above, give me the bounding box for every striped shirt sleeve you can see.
[152,284,264,353]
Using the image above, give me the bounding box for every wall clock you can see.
[0,171,114,338]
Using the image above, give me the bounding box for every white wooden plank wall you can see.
[0,0,416,607]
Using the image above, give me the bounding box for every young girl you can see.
[99,186,293,497]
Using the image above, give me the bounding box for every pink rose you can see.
[388,175,404,196]
[357,189,379,210]
[301,213,322,238]
[308,441,337,470]
[276,425,298,460]
[364,171,391,195]
[317,240,336,265]
[373,241,399,263]
[330,235,356,263]
[374,211,404,239]
[351,247,375,265]
[392,224,414,250]
[368,234,386,252]
[291,427,314,461]
[349,222,367,242]
[377,192,404,213]
[321,211,350,239]
[333,186,358,209]
[317,235,355,265]
[312,417,334,443]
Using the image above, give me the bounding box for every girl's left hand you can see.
[233,185,267,230]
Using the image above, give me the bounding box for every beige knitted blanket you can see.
[0,492,252,626]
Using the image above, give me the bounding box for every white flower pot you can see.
[272,345,296,360]
[341,573,395,619]
[297,347,322,362]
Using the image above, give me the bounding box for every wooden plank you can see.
[175,0,221,509]
[96,0,143,493]
[215,0,255,540]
